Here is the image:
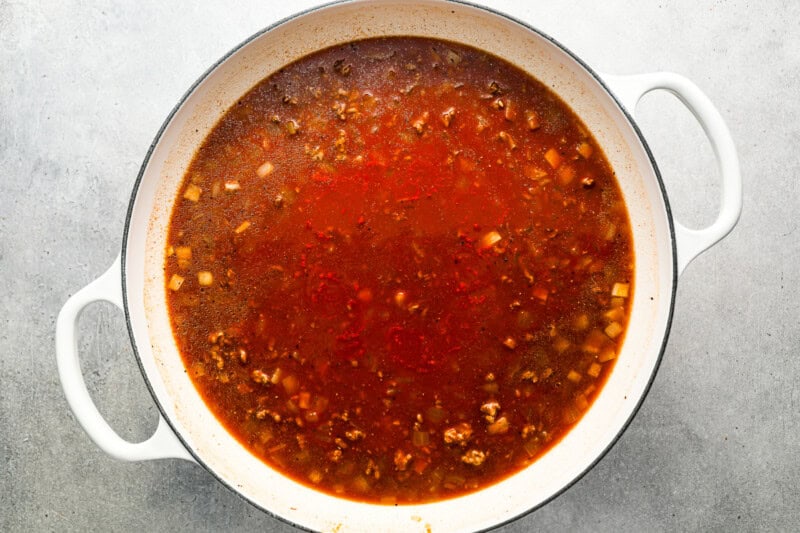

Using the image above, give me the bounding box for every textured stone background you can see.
[2,1,798,531]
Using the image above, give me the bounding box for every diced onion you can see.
[443,474,466,488]
[258,429,273,445]
[523,439,540,457]
[566,370,582,383]
[587,362,602,378]
[526,110,540,131]
[498,131,517,150]
[286,120,300,135]
[256,161,275,178]
[604,223,617,241]
[234,221,251,234]
[481,382,499,393]
[412,429,430,447]
[426,406,446,424]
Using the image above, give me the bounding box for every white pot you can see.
[56,1,741,531]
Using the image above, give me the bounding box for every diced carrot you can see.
[553,337,570,353]
[583,329,607,354]
[605,321,624,339]
[478,230,502,249]
[575,394,589,411]
[611,282,630,298]
[598,347,617,363]
[168,274,184,291]
[557,164,575,185]
[544,148,562,169]
[197,271,213,286]
[282,374,299,395]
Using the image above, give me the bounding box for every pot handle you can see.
[601,72,742,275]
[56,255,194,462]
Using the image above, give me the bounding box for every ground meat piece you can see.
[366,458,380,479]
[328,449,343,463]
[480,400,501,422]
[251,369,270,384]
[443,422,473,446]
[461,449,487,466]
[345,429,366,441]
[394,450,412,471]
[255,409,281,422]
[521,424,536,439]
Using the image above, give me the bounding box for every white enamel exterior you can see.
[56,1,741,532]
[602,72,742,274]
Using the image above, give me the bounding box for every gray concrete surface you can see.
[1,1,797,531]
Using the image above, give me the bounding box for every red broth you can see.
[165,37,633,503]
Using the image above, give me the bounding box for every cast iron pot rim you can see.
[120,1,678,530]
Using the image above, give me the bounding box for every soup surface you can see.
[165,37,633,504]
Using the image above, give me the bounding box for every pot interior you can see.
[123,1,674,531]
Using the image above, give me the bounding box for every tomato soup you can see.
[165,37,633,503]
